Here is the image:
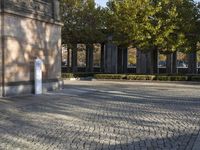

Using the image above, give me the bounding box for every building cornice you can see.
[1,0,62,26]
[3,10,63,26]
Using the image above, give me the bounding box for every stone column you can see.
[86,44,93,72]
[104,43,118,73]
[147,49,158,74]
[71,44,78,72]
[188,51,197,74]
[67,49,71,72]
[100,43,105,73]
[123,47,128,73]
[166,52,177,74]
[117,47,123,73]
[118,47,128,73]
[136,49,147,74]
[136,49,158,74]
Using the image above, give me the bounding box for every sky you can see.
[95,0,107,7]
[95,0,200,7]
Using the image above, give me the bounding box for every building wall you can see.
[4,13,61,83]
[1,0,62,96]
[0,13,2,96]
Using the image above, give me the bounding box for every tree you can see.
[106,0,200,74]
[106,0,200,53]
[60,0,107,46]
[60,0,108,72]
[177,0,200,53]
[176,0,200,74]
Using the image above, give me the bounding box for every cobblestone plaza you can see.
[0,81,200,150]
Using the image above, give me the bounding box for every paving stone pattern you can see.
[0,81,200,150]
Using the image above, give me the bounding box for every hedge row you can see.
[62,73,200,81]
[190,75,200,81]
[127,75,156,80]
[62,73,95,78]
[94,74,126,80]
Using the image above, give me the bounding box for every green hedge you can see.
[127,75,189,81]
[191,76,200,81]
[127,75,156,80]
[62,73,94,78]
[155,75,189,81]
[94,74,126,80]
[73,73,95,78]
[62,73,200,82]
[62,73,74,78]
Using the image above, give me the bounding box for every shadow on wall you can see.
[3,13,61,94]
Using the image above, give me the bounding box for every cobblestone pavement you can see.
[0,81,200,150]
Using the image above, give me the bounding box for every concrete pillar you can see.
[117,47,123,73]
[136,49,147,74]
[67,48,71,72]
[136,49,158,74]
[118,47,128,73]
[104,43,118,73]
[100,43,105,73]
[123,47,128,73]
[71,44,78,72]
[188,51,197,74]
[166,52,177,74]
[147,49,158,74]
[86,44,93,72]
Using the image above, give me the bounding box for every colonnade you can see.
[66,44,199,74]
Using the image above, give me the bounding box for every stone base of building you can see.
[2,79,63,97]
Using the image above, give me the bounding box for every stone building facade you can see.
[0,0,62,96]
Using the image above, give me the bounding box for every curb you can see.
[63,78,200,84]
